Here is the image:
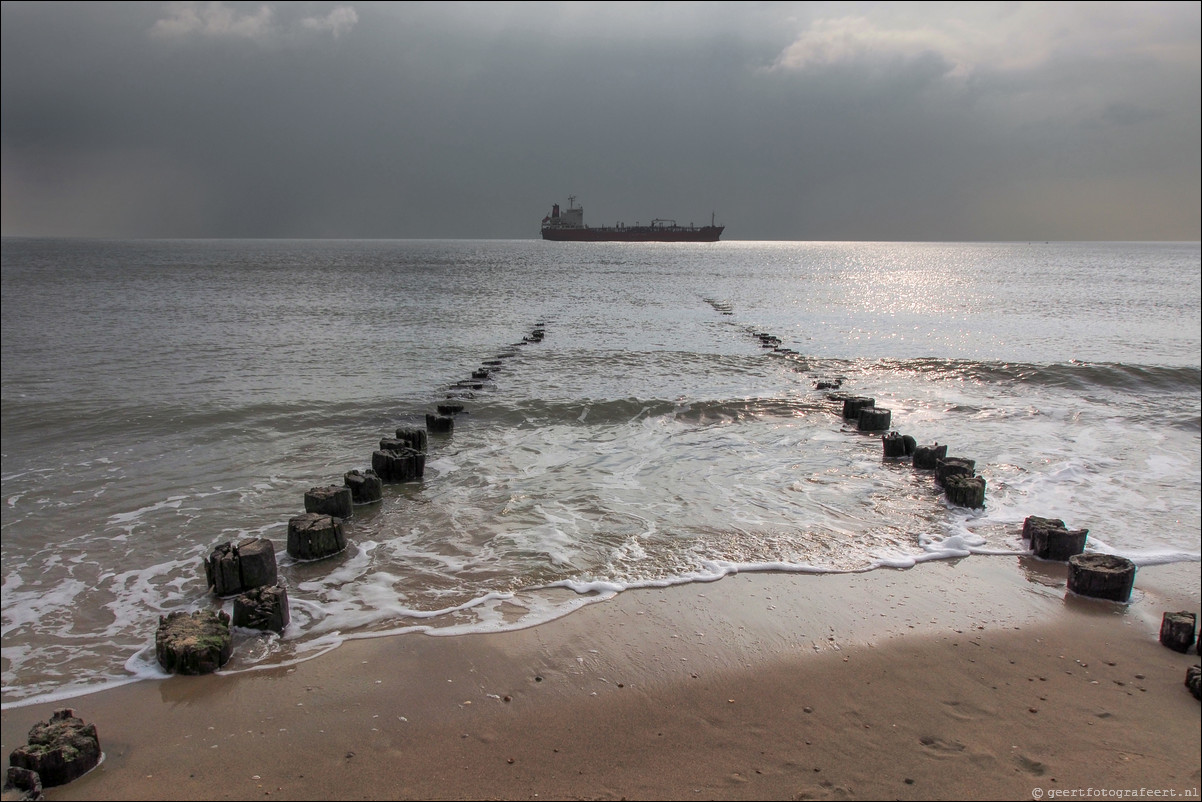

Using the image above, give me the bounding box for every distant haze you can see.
[2,1,1199,240]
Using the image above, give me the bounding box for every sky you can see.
[1,1,1199,241]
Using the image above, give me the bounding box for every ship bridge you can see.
[545,196,585,229]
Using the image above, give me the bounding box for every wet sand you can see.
[3,558,1199,801]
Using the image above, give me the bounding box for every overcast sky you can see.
[2,1,1199,240]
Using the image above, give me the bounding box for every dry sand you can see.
[3,557,1199,801]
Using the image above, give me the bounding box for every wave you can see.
[479,395,829,429]
[0,397,408,443]
[869,357,1201,395]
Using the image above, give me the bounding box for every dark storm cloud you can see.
[2,1,1199,240]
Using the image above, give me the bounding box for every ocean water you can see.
[2,238,1199,706]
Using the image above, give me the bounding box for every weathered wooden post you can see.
[1067,553,1136,602]
[372,443,423,482]
[155,609,232,674]
[7,709,101,788]
[2,766,43,799]
[426,413,454,434]
[857,406,892,431]
[935,457,975,486]
[1159,611,1197,653]
[882,431,909,458]
[842,397,874,419]
[944,474,987,508]
[1031,526,1088,561]
[395,426,428,451]
[379,430,432,480]
[1022,515,1066,541]
[204,537,278,597]
[437,403,465,416]
[304,485,353,519]
[912,443,947,470]
[344,469,383,504]
[286,513,346,561]
[232,584,290,633]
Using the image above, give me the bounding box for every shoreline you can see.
[3,557,1199,801]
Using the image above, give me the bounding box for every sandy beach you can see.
[3,557,1199,801]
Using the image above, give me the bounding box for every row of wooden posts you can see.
[729,312,1197,658]
[726,315,1164,612]
[154,323,548,677]
[10,316,538,791]
[11,327,555,798]
[9,323,549,794]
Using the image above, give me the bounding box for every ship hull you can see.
[541,226,724,242]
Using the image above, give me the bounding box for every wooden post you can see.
[1031,527,1088,561]
[204,538,278,597]
[935,457,975,486]
[344,469,383,504]
[1067,554,1136,602]
[857,407,891,431]
[882,431,908,458]
[842,397,874,419]
[3,767,42,799]
[304,485,353,519]
[372,447,422,482]
[287,513,347,561]
[7,709,101,787]
[1159,611,1197,653]
[426,413,454,434]
[944,474,987,508]
[394,427,428,452]
[912,443,947,470]
[155,610,232,675]
[1022,515,1066,540]
[233,584,290,633]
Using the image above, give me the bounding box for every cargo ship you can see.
[541,197,723,242]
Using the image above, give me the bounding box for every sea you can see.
[2,238,1199,707]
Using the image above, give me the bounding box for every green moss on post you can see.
[155,609,232,675]
[8,709,101,787]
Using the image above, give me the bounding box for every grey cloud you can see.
[149,2,358,43]
[2,1,1198,240]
